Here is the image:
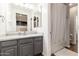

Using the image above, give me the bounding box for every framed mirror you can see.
[0,3,42,35]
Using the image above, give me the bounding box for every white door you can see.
[51,3,68,53]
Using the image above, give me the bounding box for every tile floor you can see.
[55,48,78,56]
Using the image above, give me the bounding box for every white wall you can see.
[41,4,51,56]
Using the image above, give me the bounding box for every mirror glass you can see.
[0,3,42,36]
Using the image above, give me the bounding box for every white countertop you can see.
[0,33,43,41]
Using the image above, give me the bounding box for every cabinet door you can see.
[1,46,17,56]
[20,43,33,56]
[34,37,43,55]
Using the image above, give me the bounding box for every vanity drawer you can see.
[34,36,43,40]
[1,40,17,47]
[19,38,33,44]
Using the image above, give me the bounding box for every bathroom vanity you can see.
[0,34,43,56]
[0,3,43,56]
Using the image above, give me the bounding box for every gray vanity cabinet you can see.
[0,36,43,56]
[33,37,43,55]
[20,43,33,56]
[1,46,17,56]
[19,38,33,56]
[0,40,17,56]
